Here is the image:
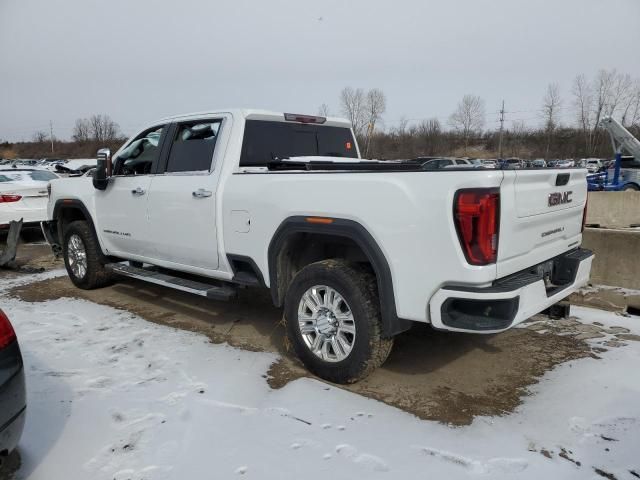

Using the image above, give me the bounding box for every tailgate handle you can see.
[556,173,570,186]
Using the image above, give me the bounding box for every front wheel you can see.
[63,220,113,289]
[622,183,639,191]
[284,260,394,384]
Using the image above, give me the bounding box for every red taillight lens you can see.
[454,188,500,265]
[0,309,17,350]
[0,194,22,203]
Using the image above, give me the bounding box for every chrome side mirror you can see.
[93,148,111,190]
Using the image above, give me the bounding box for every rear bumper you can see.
[429,248,594,333]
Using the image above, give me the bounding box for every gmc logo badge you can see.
[548,191,572,207]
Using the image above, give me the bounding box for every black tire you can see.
[622,183,639,191]
[284,259,394,384]
[62,220,113,289]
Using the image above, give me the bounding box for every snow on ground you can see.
[2,271,639,480]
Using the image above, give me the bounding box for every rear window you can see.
[240,120,358,167]
[0,170,58,182]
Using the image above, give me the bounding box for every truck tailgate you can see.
[497,169,587,278]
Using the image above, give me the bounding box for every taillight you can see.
[582,195,588,232]
[0,309,17,350]
[0,194,22,203]
[454,188,500,265]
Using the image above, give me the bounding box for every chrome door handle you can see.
[192,188,213,198]
[131,187,146,196]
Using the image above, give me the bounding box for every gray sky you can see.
[1,0,639,142]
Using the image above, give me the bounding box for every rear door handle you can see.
[192,188,213,198]
[131,187,146,196]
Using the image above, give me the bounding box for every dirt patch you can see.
[10,271,595,425]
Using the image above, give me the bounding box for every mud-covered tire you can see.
[63,220,113,289]
[284,259,394,384]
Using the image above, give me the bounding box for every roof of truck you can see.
[157,109,352,129]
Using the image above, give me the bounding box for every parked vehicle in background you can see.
[0,168,60,228]
[421,157,456,169]
[480,159,497,168]
[500,158,523,169]
[555,160,575,168]
[0,309,26,460]
[44,109,593,383]
[531,159,547,168]
[585,159,603,173]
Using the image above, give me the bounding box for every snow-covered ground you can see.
[2,271,639,480]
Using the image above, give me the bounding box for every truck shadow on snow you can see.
[10,273,592,426]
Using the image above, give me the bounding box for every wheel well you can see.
[268,216,413,337]
[55,206,88,241]
[273,232,372,306]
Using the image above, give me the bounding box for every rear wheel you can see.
[284,259,393,384]
[63,221,113,289]
[622,183,639,191]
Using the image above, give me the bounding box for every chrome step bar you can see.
[106,263,237,301]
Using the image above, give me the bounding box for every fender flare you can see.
[267,216,411,337]
[52,199,101,250]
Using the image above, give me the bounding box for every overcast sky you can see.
[1,0,639,141]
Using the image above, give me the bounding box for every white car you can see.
[0,169,59,228]
[585,159,602,173]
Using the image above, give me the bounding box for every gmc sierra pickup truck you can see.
[43,109,593,383]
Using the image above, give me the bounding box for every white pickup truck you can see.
[43,109,593,383]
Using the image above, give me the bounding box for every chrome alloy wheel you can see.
[67,234,88,279]
[297,285,356,362]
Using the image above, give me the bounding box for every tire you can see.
[63,220,113,289]
[622,183,639,191]
[284,259,394,384]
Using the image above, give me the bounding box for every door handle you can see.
[192,188,213,198]
[131,187,146,196]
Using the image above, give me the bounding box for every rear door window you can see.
[165,120,222,173]
[240,120,358,166]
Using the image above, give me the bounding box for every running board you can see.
[106,263,237,301]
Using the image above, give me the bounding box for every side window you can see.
[113,125,165,176]
[165,120,221,173]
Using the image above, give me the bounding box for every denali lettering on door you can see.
[548,191,572,207]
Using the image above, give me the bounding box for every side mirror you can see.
[93,148,111,190]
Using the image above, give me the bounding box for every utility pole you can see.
[49,120,54,154]
[497,100,505,159]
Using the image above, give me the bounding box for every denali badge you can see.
[548,191,572,207]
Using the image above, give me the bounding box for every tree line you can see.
[326,68,640,160]
[2,68,639,160]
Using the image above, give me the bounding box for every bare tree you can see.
[318,103,331,117]
[541,83,562,159]
[572,74,592,153]
[32,131,48,143]
[449,94,485,151]
[620,80,640,127]
[416,118,441,155]
[509,120,528,157]
[339,87,367,138]
[72,118,91,142]
[363,88,386,157]
[89,114,120,142]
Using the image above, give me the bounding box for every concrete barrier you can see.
[586,191,640,228]
[582,227,640,290]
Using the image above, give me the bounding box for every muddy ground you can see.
[3,242,635,426]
